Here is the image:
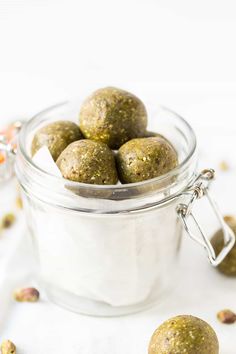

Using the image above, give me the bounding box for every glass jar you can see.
[2,102,234,316]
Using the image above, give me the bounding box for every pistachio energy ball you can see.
[31,121,83,161]
[148,315,219,354]
[117,136,178,184]
[79,87,148,149]
[56,139,118,185]
[211,215,236,276]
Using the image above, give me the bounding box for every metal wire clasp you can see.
[177,169,235,266]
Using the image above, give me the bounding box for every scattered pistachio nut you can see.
[219,160,230,171]
[1,213,15,229]
[15,196,23,209]
[217,309,236,324]
[0,340,16,354]
[14,287,40,302]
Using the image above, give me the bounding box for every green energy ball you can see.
[211,216,236,276]
[56,140,118,185]
[79,87,148,149]
[148,315,219,354]
[31,121,83,161]
[117,137,178,184]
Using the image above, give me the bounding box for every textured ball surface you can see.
[148,315,219,354]
[79,87,147,149]
[56,139,118,185]
[31,121,83,161]
[117,136,178,183]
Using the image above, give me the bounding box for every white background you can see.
[1,1,236,353]
[0,0,236,127]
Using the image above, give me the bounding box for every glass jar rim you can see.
[18,102,197,193]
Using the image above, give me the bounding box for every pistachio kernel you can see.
[219,160,230,171]
[0,340,16,354]
[1,213,15,229]
[217,309,236,324]
[14,287,40,302]
[15,196,23,209]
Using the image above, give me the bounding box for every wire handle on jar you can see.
[177,169,235,266]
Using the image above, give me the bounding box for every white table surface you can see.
[0,101,236,353]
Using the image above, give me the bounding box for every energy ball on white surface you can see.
[79,87,148,149]
[56,139,118,185]
[148,315,219,354]
[211,215,236,276]
[31,121,83,161]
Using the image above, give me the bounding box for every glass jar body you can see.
[23,193,183,315]
[16,102,197,316]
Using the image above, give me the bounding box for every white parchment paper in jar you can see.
[32,147,180,308]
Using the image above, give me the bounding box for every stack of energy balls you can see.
[31,87,178,185]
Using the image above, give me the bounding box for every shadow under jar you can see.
[14,102,234,316]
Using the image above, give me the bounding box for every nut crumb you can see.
[15,196,23,209]
[217,309,236,324]
[0,339,16,354]
[219,161,230,171]
[1,213,15,229]
[14,287,40,302]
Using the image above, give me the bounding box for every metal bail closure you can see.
[177,169,235,266]
[0,121,22,182]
